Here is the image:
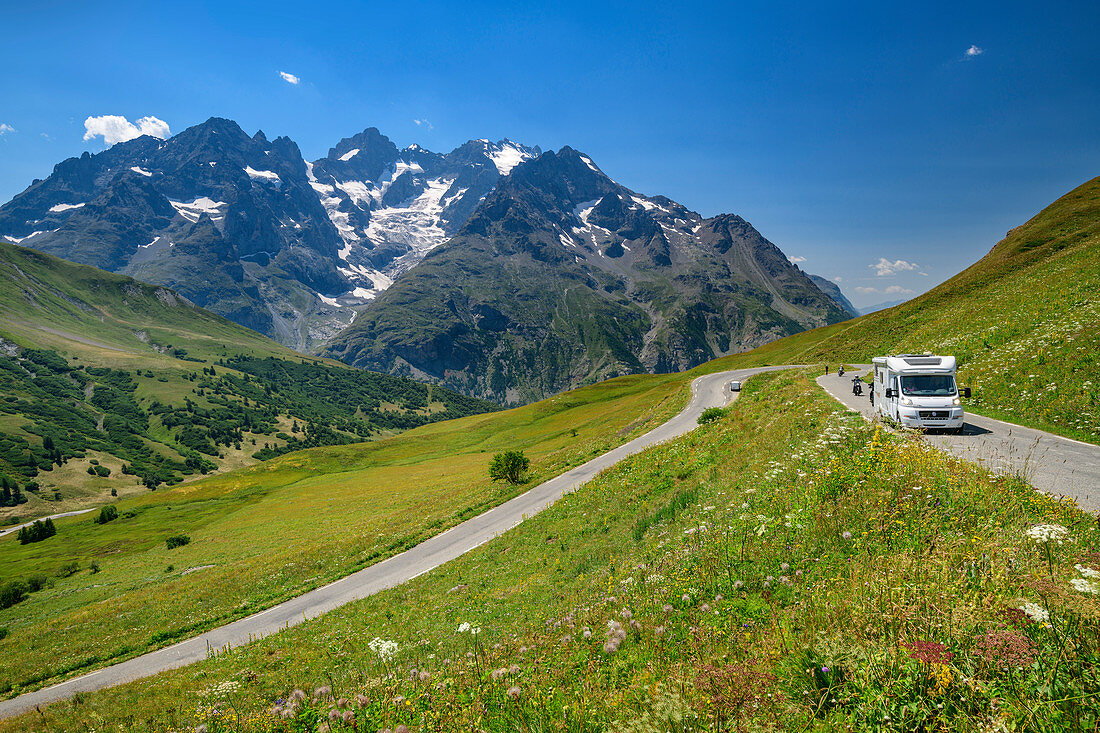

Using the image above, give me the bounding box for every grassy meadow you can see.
[5,370,1096,732]
[0,369,689,697]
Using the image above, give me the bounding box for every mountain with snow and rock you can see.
[0,118,538,350]
[322,147,851,404]
[1,117,850,402]
[305,129,539,296]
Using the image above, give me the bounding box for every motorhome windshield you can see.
[900,375,957,397]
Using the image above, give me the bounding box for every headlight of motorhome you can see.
[901,397,914,406]
[952,397,961,406]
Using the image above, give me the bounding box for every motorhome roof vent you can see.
[903,357,942,366]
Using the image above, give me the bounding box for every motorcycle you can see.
[838,367,845,377]
[851,377,863,396]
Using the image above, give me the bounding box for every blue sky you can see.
[1,0,1097,307]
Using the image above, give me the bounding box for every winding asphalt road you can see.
[818,366,1100,513]
[0,365,794,719]
[0,509,95,539]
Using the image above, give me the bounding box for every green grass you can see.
[690,175,1100,444]
[0,369,689,697]
[0,243,496,520]
[6,370,1094,732]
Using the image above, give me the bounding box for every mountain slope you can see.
[808,274,858,318]
[0,241,496,520]
[322,147,849,403]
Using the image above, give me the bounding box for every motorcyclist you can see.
[851,376,862,396]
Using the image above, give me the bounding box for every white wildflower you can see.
[1025,524,1070,545]
[1020,602,1049,623]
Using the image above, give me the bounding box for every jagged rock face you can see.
[306,131,539,292]
[0,119,539,351]
[322,147,851,404]
[0,118,350,346]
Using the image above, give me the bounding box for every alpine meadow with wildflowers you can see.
[6,369,1098,732]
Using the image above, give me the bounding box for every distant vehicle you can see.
[729,380,742,392]
[872,354,970,433]
[851,377,863,396]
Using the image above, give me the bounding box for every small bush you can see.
[56,561,80,578]
[95,505,118,524]
[165,535,191,549]
[88,561,100,574]
[697,407,726,425]
[0,626,8,641]
[0,581,26,609]
[489,450,530,485]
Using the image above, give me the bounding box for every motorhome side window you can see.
[899,375,957,396]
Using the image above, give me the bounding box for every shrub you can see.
[489,450,530,485]
[95,505,118,524]
[88,561,100,574]
[56,561,80,578]
[165,535,191,549]
[698,407,726,425]
[0,581,26,609]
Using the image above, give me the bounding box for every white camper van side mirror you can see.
[962,387,972,399]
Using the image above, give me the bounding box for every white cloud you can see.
[279,71,300,85]
[787,255,806,263]
[413,118,434,130]
[854,285,915,296]
[83,115,170,146]
[965,45,984,57]
[870,257,919,277]
[0,123,14,135]
[833,276,842,282]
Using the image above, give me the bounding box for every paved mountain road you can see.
[0,365,795,719]
[818,366,1100,513]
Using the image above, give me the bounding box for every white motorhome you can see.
[872,354,970,433]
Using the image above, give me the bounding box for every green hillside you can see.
[0,241,496,520]
[696,176,1100,444]
[6,370,1094,732]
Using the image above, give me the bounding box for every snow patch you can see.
[139,236,162,249]
[169,197,227,224]
[49,202,86,212]
[244,166,281,184]
[489,142,531,175]
[130,166,153,177]
[580,155,600,173]
[558,232,576,248]
[338,148,360,162]
[317,293,343,307]
[4,230,53,243]
[632,195,658,211]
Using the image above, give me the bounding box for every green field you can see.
[0,369,688,697]
[0,242,496,521]
[5,370,1095,732]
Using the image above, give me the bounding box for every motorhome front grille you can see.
[919,411,950,419]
